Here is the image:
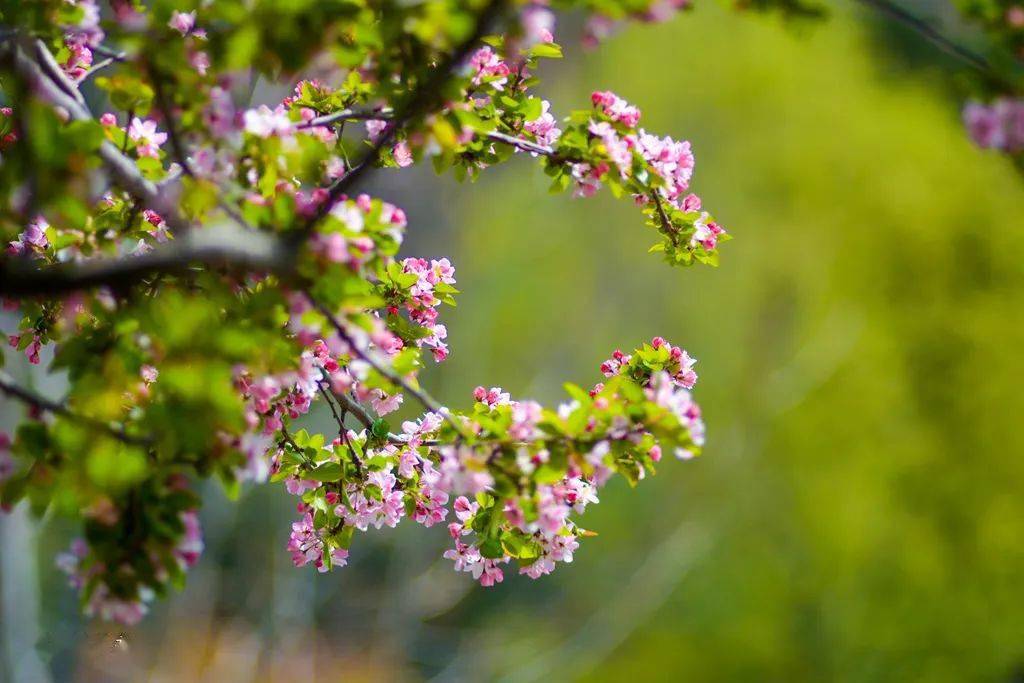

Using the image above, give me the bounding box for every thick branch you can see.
[0,371,150,445]
[6,38,192,236]
[0,225,294,297]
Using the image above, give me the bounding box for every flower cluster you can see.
[6,216,50,257]
[56,0,102,82]
[271,337,704,588]
[55,479,204,626]
[549,89,729,264]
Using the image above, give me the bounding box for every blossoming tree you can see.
[0,0,739,624]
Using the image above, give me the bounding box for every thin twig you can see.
[298,107,396,129]
[0,371,150,446]
[80,55,118,82]
[279,424,303,455]
[852,0,992,75]
[485,129,554,156]
[307,294,470,439]
[650,191,679,247]
[148,61,194,178]
[306,106,559,157]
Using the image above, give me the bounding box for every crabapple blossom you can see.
[128,117,168,158]
[168,10,197,35]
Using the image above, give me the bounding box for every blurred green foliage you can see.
[424,3,1024,680]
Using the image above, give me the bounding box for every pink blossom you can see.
[243,105,294,138]
[366,119,388,140]
[370,388,403,415]
[128,117,167,158]
[401,412,443,446]
[169,10,196,35]
[393,141,413,167]
[175,511,204,568]
[523,100,562,148]
[509,400,542,440]
[691,212,726,251]
[591,90,641,127]
[453,495,479,522]
[963,99,1024,152]
[285,476,318,496]
[190,51,211,76]
[61,41,93,81]
[469,46,511,90]
[443,540,481,572]
[521,5,556,45]
[473,386,511,409]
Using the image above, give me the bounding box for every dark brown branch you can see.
[0,371,151,445]
[0,225,295,297]
[319,381,373,430]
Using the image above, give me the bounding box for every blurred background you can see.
[4,1,1024,681]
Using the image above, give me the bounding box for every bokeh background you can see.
[4,1,1024,681]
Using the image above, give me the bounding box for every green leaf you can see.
[371,419,390,439]
[527,42,563,59]
[307,462,344,482]
[479,537,505,559]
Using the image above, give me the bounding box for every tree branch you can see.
[307,294,471,439]
[0,371,151,446]
[650,191,680,247]
[320,381,373,430]
[5,38,192,236]
[852,0,993,75]
[148,59,195,179]
[305,106,559,158]
[298,107,396,129]
[0,225,294,297]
